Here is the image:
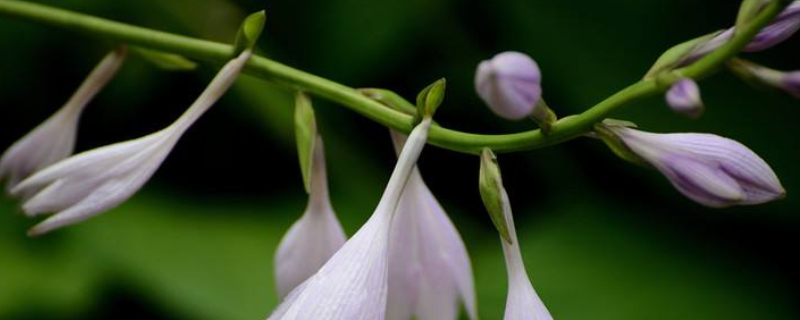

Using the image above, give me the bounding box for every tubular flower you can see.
[267,118,433,320]
[665,78,704,119]
[385,131,477,320]
[274,136,347,299]
[11,50,253,236]
[475,51,542,121]
[0,47,126,194]
[605,125,785,208]
[498,181,552,320]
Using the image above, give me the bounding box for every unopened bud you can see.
[666,79,704,119]
[729,58,800,99]
[475,51,542,121]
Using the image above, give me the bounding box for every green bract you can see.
[294,92,317,194]
[478,148,512,244]
[233,10,266,55]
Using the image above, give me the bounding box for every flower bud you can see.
[475,51,542,121]
[743,1,800,51]
[599,124,785,208]
[729,58,800,98]
[665,78,704,118]
[416,78,446,118]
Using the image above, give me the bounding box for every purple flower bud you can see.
[475,51,542,121]
[781,71,800,98]
[744,1,800,51]
[666,79,704,119]
[607,126,785,208]
[746,64,800,99]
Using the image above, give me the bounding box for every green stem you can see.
[0,0,788,154]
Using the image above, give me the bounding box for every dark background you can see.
[1,0,798,319]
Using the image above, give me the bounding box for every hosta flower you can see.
[665,78,704,118]
[0,48,126,194]
[730,59,800,99]
[267,118,433,320]
[274,136,347,299]
[475,51,542,121]
[501,191,553,320]
[11,50,253,236]
[386,131,476,320]
[605,125,785,207]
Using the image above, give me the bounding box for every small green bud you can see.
[643,29,724,80]
[294,92,317,193]
[131,47,197,71]
[233,10,266,55]
[478,148,513,244]
[416,78,446,119]
[593,120,648,167]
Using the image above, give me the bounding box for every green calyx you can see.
[478,148,513,244]
[294,92,317,194]
[593,121,648,167]
[415,78,446,121]
[643,29,724,80]
[131,46,197,71]
[233,10,266,55]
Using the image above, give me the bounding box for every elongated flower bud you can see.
[267,118,433,320]
[743,1,800,51]
[475,51,543,121]
[0,47,126,194]
[386,131,477,320]
[601,124,785,208]
[12,50,253,236]
[729,58,800,98]
[478,153,553,320]
[665,78,704,118]
[274,136,346,299]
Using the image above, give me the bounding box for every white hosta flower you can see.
[0,48,126,194]
[500,189,553,320]
[268,118,433,320]
[606,125,785,207]
[386,131,477,320]
[274,136,347,299]
[11,50,253,236]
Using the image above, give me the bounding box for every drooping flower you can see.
[11,50,253,236]
[665,78,704,118]
[274,136,347,299]
[385,131,477,320]
[500,189,553,320]
[267,118,433,320]
[475,51,542,121]
[0,47,127,194]
[604,124,785,207]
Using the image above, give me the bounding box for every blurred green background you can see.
[1,0,799,319]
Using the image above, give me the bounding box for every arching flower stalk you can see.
[267,118,433,320]
[386,130,477,320]
[274,135,347,298]
[0,47,127,195]
[11,49,253,236]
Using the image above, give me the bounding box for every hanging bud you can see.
[416,78,447,119]
[479,149,513,244]
[743,1,800,51]
[475,51,543,121]
[729,58,800,98]
[0,47,127,195]
[233,10,266,55]
[665,78,704,119]
[294,92,317,193]
[597,122,785,208]
[130,47,197,71]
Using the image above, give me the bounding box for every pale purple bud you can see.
[665,79,704,119]
[274,136,346,299]
[0,48,126,195]
[608,126,785,208]
[11,50,252,236]
[744,1,800,51]
[267,119,433,320]
[744,63,800,99]
[386,131,477,320]
[475,51,542,120]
